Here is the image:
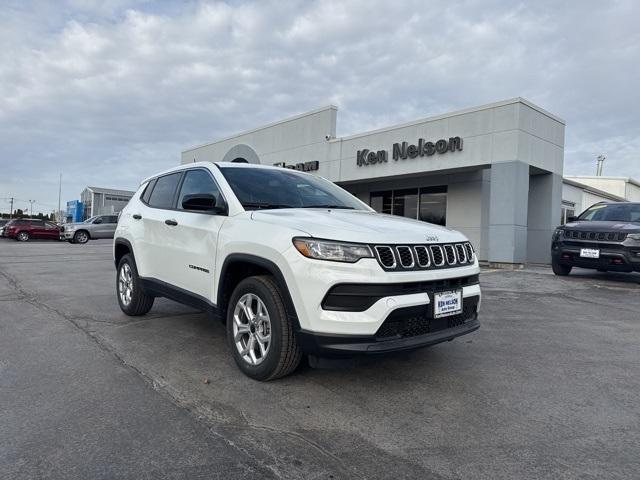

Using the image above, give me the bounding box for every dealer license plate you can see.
[580,248,600,259]
[434,290,463,318]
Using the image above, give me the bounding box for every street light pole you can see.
[28,200,35,218]
[57,173,62,223]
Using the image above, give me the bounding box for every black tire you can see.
[552,259,572,276]
[116,253,154,316]
[226,275,302,381]
[16,231,29,242]
[73,230,90,244]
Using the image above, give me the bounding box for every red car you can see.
[4,219,62,242]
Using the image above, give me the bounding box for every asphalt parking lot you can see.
[1,238,639,479]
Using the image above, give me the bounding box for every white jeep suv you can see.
[114,162,481,380]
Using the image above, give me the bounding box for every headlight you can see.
[628,233,640,241]
[552,229,564,241]
[293,238,373,263]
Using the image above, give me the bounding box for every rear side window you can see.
[141,179,156,204]
[147,173,182,209]
[107,216,118,223]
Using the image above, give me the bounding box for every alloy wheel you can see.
[232,293,272,366]
[118,263,133,306]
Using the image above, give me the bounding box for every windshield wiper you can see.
[301,205,355,209]
[242,202,294,210]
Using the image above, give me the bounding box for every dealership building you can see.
[181,98,632,266]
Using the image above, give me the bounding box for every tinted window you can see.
[219,167,364,210]
[107,216,118,224]
[31,220,44,226]
[141,179,156,204]
[177,169,223,211]
[579,203,640,222]
[148,173,182,209]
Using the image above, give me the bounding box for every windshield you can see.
[219,166,367,211]
[578,203,640,222]
[83,216,98,224]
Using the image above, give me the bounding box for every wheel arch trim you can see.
[114,237,135,268]
[217,253,301,329]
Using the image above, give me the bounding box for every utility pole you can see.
[57,173,62,223]
[28,200,35,218]
[9,197,14,219]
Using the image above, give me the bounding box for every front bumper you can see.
[298,314,479,356]
[280,246,481,341]
[552,240,640,272]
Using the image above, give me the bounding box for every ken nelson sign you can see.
[356,136,463,167]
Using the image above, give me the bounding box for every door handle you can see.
[165,219,178,226]
[132,214,142,220]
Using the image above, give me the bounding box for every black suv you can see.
[551,202,640,275]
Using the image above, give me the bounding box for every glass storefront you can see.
[370,186,447,226]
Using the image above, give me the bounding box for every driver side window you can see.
[177,169,222,211]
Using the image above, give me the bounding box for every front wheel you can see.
[73,230,89,244]
[552,258,572,276]
[226,276,302,381]
[116,254,154,316]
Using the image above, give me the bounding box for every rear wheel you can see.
[16,231,29,242]
[226,276,302,381]
[552,258,572,276]
[117,253,154,316]
[73,230,89,244]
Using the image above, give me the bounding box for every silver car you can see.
[63,215,119,244]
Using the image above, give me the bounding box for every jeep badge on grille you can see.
[426,235,439,242]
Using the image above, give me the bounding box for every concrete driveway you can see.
[1,239,638,479]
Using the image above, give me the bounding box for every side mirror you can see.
[182,194,225,214]
[93,218,103,224]
[567,216,578,223]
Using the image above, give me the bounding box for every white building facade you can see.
[80,186,135,220]
[182,98,567,265]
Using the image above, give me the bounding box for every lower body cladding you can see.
[552,241,640,272]
[294,273,481,357]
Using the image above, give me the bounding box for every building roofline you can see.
[86,186,136,195]
[562,177,626,201]
[332,97,564,143]
[182,105,338,154]
[565,175,640,189]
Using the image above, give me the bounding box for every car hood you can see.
[563,220,640,233]
[250,209,466,244]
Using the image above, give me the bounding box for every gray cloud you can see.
[1,0,639,214]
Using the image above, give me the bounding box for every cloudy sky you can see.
[1,0,639,215]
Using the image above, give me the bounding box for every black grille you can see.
[444,245,456,265]
[375,246,396,268]
[375,296,479,340]
[464,242,474,262]
[566,230,627,242]
[396,246,414,267]
[430,245,444,266]
[373,242,477,271]
[414,246,430,267]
